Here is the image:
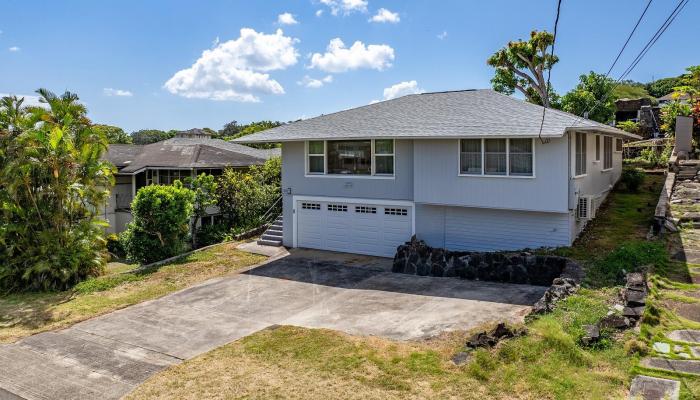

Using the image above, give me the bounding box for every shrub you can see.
[121,182,195,264]
[195,223,229,248]
[620,167,645,192]
[106,233,125,259]
[217,157,281,229]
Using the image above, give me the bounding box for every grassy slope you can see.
[0,242,266,343]
[130,175,673,400]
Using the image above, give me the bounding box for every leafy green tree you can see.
[121,182,195,264]
[130,129,175,144]
[487,30,559,107]
[646,76,684,98]
[94,124,132,144]
[660,101,692,135]
[219,120,241,138]
[220,120,282,149]
[0,89,114,292]
[216,157,281,228]
[561,72,616,123]
[616,120,641,135]
[185,173,218,248]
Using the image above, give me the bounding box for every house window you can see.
[484,139,507,175]
[575,132,587,176]
[306,139,395,177]
[308,141,325,174]
[159,169,188,185]
[603,136,613,170]
[146,169,156,185]
[327,140,372,175]
[595,135,601,161]
[615,138,623,152]
[509,139,533,176]
[459,139,482,175]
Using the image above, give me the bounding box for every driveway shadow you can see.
[243,250,546,307]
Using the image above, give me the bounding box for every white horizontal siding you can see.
[416,205,571,251]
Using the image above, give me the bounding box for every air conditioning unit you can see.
[577,195,596,220]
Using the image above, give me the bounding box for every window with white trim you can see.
[306,139,394,177]
[459,138,533,177]
[575,132,587,176]
[595,135,601,161]
[603,136,613,170]
[484,139,507,175]
[307,141,325,174]
[509,138,533,176]
[459,139,482,175]
[374,139,394,175]
[615,138,623,152]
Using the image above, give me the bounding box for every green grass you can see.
[0,242,266,343]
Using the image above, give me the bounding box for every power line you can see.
[605,0,654,78]
[537,0,563,144]
[572,0,688,127]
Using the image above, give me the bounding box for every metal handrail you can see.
[259,195,282,225]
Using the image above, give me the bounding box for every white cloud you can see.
[309,38,394,73]
[369,8,399,23]
[0,93,43,107]
[437,31,448,40]
[277,12,298,25]
[8,46,20,52]
[103,88,133,97]
[315,9,323,17]
[319,0,368,16]
[383,80,424,100]
[164,28,299,102]
[298,75,333,88]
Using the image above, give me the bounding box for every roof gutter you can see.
[233,133,567,144]
[565,126,642,140]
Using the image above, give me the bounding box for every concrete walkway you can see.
[0,249,546,400]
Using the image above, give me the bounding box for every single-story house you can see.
[236,89,640,258]
[103,129,279,233]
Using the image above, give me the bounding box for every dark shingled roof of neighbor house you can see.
[105,138,280,174]
[234,89,640,143]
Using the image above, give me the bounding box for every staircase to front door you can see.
[257,215,283,247]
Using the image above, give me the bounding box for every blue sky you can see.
[0,0,696,132]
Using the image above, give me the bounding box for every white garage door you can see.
[296,199,413,257]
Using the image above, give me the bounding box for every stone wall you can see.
[392,237,581,286]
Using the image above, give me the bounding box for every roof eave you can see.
[565,126,642,140]
[234,133,568,143]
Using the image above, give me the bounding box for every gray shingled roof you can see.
[105,138,279,174]
[234,89,639,142]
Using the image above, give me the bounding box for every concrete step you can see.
[262,233,282,241]
[267,226,283,233]
[628,375,680,400]
[640,357,700,375]
[257,239,282,247]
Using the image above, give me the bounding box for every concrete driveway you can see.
[0,248,546,400]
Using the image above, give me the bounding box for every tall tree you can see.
[0,89,114,292]
[487,30,559,108]
[94,124,132,144]
[561,72,616,123]
[646,76,684,98]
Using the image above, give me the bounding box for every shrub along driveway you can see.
[0,248,545,400]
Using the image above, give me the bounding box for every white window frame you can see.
[457,138,535,179]
[574,132,587,178]
[602,136,613,172]
[615,138,623,153]
[373,139,395,176]
[594,135,601,162]
[305,139,395,179]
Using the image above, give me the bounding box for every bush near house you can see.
[217,157,281,230]
[121,182,195,264]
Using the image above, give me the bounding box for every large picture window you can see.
[575,132,587,176]
[459,138,534,177]
[603,136,613,170]
[307,139,394,177]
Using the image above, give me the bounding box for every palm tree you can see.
[0,89,115,292]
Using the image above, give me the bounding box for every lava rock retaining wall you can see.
[392,237,582,287]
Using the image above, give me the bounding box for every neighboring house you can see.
[103,129,280,233]
[658,92,691,105]
[236,89,640,258]
[614,97,661,138]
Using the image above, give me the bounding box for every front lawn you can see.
[0,242,266,343]
[129,173,684,400]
